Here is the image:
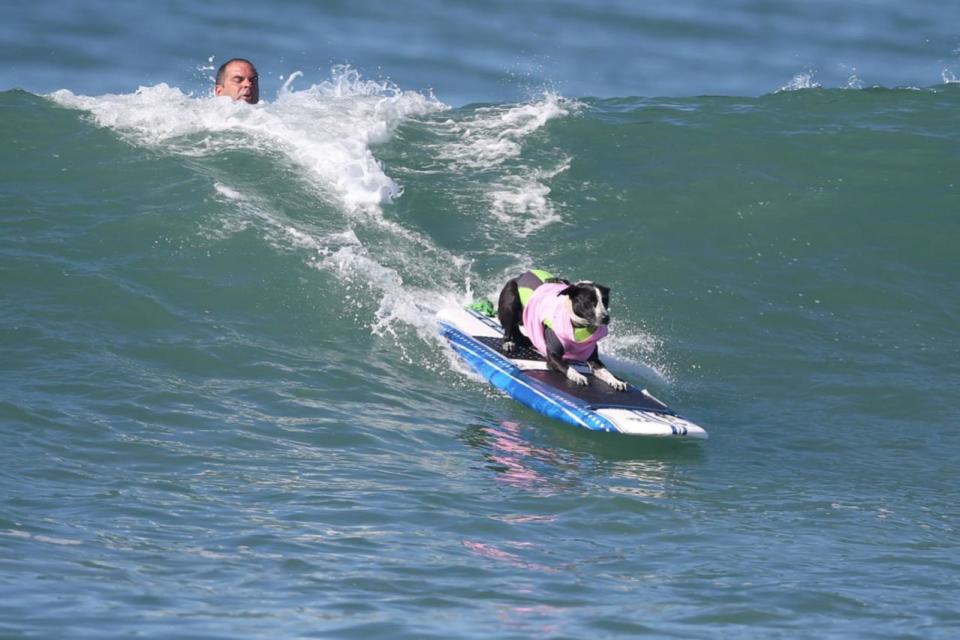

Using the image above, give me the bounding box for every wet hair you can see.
[215,58,257,86]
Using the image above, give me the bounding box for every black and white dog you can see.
[497,270,628,391]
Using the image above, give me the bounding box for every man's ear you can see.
[214,85,224,97]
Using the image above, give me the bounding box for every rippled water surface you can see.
[2,1,959,638]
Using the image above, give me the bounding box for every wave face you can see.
[3,72,959,637]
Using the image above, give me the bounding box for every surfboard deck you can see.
[438,305,708,438]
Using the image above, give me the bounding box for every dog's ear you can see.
[558,284,577,298]
[597,284,610,307]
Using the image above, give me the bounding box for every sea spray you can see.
[51,67,446,209]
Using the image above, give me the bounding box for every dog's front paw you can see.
[566,367,589,386]
[595,368,628,391]
[609,378,628,392]
[501,339,516,353]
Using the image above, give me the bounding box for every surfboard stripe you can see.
[441,321,620,432]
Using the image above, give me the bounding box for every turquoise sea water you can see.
[3,1,960,638]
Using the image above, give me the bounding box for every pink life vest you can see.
[522,282,608,361]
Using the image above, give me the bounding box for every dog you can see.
[497,269,627,391]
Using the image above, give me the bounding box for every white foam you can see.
[845,74,864,90]
[435,93,575,171]
[213,182,243,200]
[49,66,447,210]
[207,181,364,266]
[429,93,577,236]
[488,159,570,236]
[777,70,821,92]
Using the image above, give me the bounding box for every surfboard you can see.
[438,305,708,439]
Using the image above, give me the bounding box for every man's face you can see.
[216,61,259,104]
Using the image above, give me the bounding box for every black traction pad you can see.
[524,370,670,412]
[474,336,547,362]
[473,335,670,413]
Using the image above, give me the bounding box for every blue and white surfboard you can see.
[438,306,708,439]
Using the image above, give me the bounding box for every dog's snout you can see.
[600,313,610,325]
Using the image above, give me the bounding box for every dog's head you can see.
[559,281,611,328]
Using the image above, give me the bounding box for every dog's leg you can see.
[544,325,589,386]
[496,280,524,353]
[586,348,628,391]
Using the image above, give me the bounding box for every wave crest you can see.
[49,66,447,209]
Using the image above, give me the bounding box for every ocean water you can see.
[3,1,960,638]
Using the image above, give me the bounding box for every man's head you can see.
[215,58,259,104]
